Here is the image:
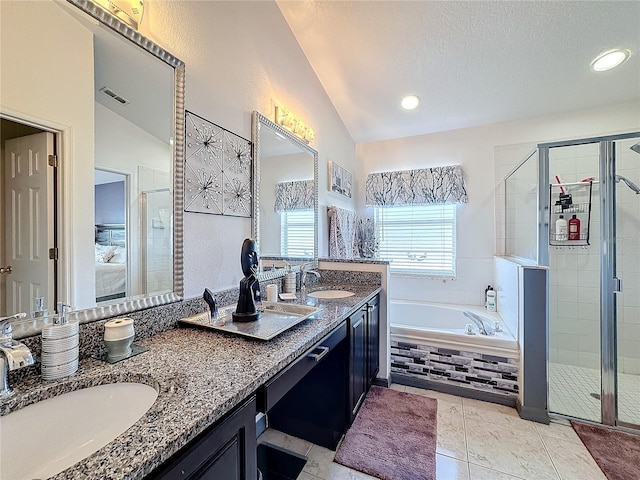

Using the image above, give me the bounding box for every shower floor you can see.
[549,362,640,425]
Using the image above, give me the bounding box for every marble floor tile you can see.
[297,472,324,480]
[462,398,537,433]
[405,386,464,406]
[302,445,378,480]
[469,463,526,480]
[436,401,468,461]
[533,421,582,444]
[540,434,607,480]
[465,417,560,480]
[389,383,406,392]
[257,429,313,456]
[436,454,470,480]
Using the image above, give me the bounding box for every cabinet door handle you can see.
[0,266,12,274]
[307,346,329,362]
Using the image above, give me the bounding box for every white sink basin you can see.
[307,290,355,299]
[0,382,157,479]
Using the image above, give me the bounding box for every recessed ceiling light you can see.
[401,95,420,110]
[591,49,631,72]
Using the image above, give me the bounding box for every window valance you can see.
[274,180,314,212]
[365,165,468,207]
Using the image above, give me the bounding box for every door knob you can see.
[0,266,12,274]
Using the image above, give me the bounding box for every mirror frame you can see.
[251,111,319,262]
[65,0,184,323]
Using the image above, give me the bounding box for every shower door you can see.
[544,132,640,429]
[545,141,602,423]
[611,136,640,428]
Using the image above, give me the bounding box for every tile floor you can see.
[259,384,608,480]
[549,362,640,425]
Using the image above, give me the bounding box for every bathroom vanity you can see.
[0,285,381,479]
[148,290,380,479]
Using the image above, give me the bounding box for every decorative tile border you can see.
[391,340,519,397]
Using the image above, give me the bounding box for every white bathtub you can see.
[390,301,518,357]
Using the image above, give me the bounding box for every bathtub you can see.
[390,301,520,398]
[390,301,518,356]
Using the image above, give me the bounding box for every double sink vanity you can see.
[1,283,381,479]
[2,2,386,478]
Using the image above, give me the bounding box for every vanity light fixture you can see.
[591,49,631,72]
[274,105,315,144]
[92,0,144,30]
[401,95,420,110]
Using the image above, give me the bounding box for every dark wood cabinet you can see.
[349,307,368,420]
[349,294,380,422]
[147,396,257,480]
[367,295,380,387]
[265,323,349,450]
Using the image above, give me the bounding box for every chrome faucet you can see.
[300,263,321,293]
[463,311,495,336]
[0,313,35,399]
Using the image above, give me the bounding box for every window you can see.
[281,210,314,256]
[374,204,456,276]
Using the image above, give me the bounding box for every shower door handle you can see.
[612,277,623,293]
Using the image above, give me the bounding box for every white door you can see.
[4,132,55,315]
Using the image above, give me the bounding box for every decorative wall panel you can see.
[184,111,252,217]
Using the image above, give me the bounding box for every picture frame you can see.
[329,160,352,198]
[184,111,253,217]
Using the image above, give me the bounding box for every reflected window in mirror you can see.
[281,210,315,257]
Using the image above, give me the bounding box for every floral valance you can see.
[365,165,468,207]
[274,180,314,212]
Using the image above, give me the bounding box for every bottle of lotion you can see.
[556,215,568,241]
[568,214,581,241]
[486,286,496,312]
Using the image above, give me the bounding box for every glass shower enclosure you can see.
[506,131,640,430]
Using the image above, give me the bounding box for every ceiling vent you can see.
[99,86,130,105]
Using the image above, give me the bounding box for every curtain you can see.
[365,165,468,207]
[328,206,357,259]
[274,180,314,211]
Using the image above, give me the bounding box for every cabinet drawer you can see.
[147,396,256,479]
[260,322,347,412]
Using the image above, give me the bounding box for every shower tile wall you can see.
[548,143,602,371]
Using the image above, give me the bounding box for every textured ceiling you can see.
[278,1,640,143]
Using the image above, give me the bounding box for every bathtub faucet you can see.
[463,311,495,336]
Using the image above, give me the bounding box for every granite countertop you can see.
[1,284,381,480]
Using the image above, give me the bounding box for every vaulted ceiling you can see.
[278,1,640,143]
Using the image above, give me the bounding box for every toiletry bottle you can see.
[486,287,496,312]
[568,214,581,241]
[555,215,568,241]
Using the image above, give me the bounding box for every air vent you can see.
[99,86,130,105]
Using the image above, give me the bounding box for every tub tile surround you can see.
[2,280,381,479]
[391,340,519,398]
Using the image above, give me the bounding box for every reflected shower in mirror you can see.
[252,112,318,262]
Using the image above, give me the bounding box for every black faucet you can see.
[232,238,261,322]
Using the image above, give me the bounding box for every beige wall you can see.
[138,1,356,296]
[357,101,640,307]
[0,0,95,309]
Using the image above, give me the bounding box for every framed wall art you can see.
[329,160,352,198]
[184,111,252,217]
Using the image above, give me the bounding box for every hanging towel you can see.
[328,206,357,259]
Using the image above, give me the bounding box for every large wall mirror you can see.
[0,0,184,330]
[252,112,318,265]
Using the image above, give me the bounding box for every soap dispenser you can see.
[41,302,79,380]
